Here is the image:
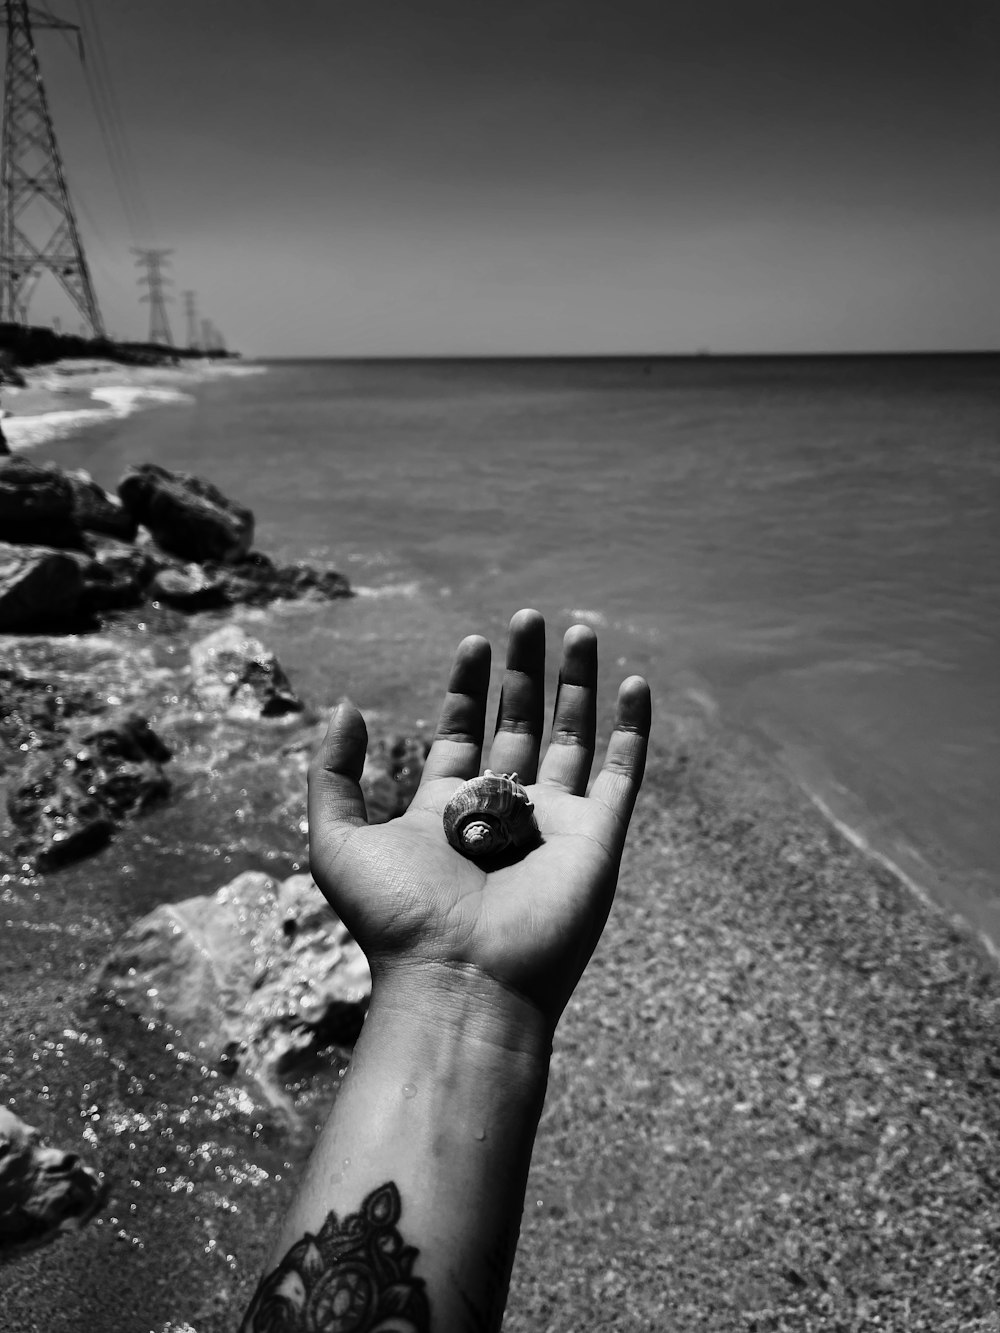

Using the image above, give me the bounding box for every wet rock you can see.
[117,462,254,564]
[96,871,371,1103]
[207,550,352,607]
[0,456,89,550]
[0,352,26,388]
[190,624,304,717]
[8,713,171,870]
[65,469,138,541]
[0,668,102,771]
[0,1106,106,1260]
[7,758,113,868]
[74,715,172,816]
[79,538,155,612]
[151,563,230,611]
[361,732,429,823]
[0,542,85,631]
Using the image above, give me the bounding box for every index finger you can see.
[418,634,492,785]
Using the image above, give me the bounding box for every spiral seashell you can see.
[442,770,539,860]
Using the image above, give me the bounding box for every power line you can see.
[66,0,151,245]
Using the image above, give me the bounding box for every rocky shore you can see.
[1,450,998,1327]
[0,451,428,1271]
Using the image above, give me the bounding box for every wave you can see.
[563,606,608,627]
[4,382,193,450]
[354,580,421,599]
[90,385,194,411]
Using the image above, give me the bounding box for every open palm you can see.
[309,609,650,1027]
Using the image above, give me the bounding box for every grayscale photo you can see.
[0,3,997,1330]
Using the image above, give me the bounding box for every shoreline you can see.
[725,707,1000,971]
[0,357,266,453]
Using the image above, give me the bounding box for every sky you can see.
[16,0,1000,355]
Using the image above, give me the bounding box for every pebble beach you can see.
[3,681,999,1331]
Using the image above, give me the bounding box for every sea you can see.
[7,353,996,952]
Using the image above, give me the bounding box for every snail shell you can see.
[442,770,539,860]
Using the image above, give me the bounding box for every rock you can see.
[117,463,254,564]
[0,1106,106,1259]
[0,351,27,388]
[0,667,101,772]
[74,715,172,816]
[0,542,85,631]
[190,624,304,717]
[0,456,89,550]
[207,551,352,607]
[151,564,230,611]
[8,713,171,871]
[65,469,138,541]
[361,732,429,823]
[79,538,155,612]
[95,871,371,1103]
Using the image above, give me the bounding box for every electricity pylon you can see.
[182,288,198,349]
[0,0,104,334]
[134,246,173,346]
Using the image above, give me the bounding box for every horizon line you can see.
[253,348,1000,363]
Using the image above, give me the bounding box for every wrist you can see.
[367,955,554,1081]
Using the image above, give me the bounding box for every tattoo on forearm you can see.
[238,1181,430,1332]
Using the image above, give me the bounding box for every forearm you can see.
[241,961,552,1332]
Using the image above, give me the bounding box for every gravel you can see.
[504,700,1000,1331]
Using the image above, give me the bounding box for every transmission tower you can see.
[134,247,173,346]
[182,288,198,349]
[0,0,104,334]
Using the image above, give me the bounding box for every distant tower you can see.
[0,0,104,334]
[200,317,214,352]
[182,288,198,349]
[134,247,173,346]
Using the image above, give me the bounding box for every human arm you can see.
[239,608,651,1331]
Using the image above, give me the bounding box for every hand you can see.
[308,608,651,1037]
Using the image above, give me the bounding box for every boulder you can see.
[117,463,254,564]
[207,551,352,607]
[8,713,172,870]
[95,871,371,1102]
[190,624,304,717]
[0,456,88,550]
[0,1106,106,1259]
[65,469,138,541]
[151,563,229,611]
[0,542,84,631]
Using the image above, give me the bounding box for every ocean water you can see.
[11,353,1000,951]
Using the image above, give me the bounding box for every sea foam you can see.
[4,382,193,450]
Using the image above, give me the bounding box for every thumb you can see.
[308,701,370,862]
